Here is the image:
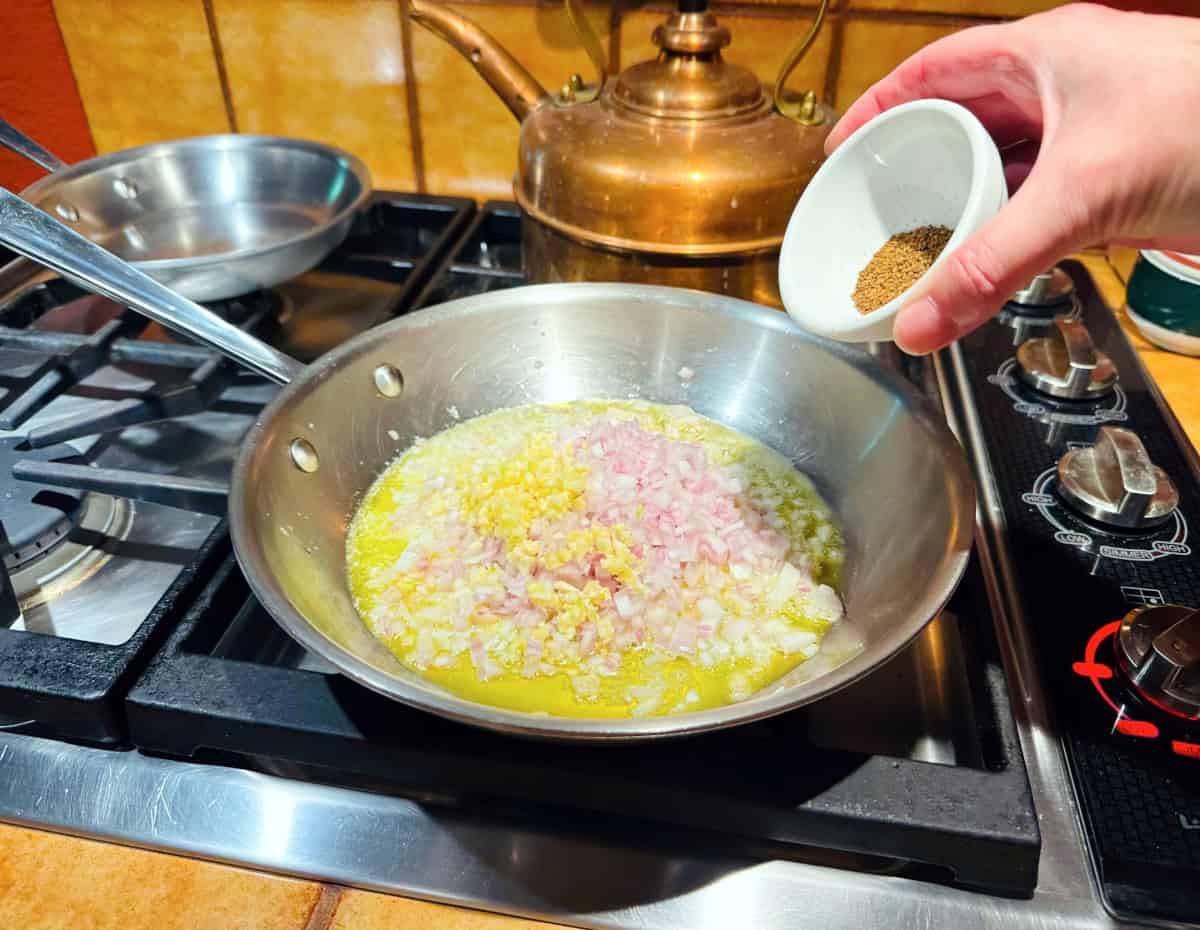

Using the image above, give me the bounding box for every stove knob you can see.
[1008,267,1076,312]
[1015,316,1117,400]
[1056,426,1179,529]
[1116,604,1200,720]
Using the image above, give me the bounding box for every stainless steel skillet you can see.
[0,189,975,742]
[0,118,371,302]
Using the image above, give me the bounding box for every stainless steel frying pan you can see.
[0,118,371,301]
[0,188,975,741]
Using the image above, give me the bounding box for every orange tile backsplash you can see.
[46,0,1195,199]
[53,0,230,153]
[833,15,965,108]
[213,0,417,190]
[849,0,1059,14]
[411,0,613,201]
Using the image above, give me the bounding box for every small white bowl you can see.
[779,99,1007,343]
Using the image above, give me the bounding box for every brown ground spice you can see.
[852,225,953,314]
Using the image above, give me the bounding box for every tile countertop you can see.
[0,254,1195,930]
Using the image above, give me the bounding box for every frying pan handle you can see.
[0,188,304,384]
[0,118,68,174]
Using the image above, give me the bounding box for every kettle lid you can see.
[612,10,765,120]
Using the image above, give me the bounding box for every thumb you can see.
[893,165,1085,355]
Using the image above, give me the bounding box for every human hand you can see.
[826,3,1200,354]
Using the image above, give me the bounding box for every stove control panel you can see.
[1055,426,1179,530]
[955,261,1200,923]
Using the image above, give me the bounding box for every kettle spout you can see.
[409,0,550,121]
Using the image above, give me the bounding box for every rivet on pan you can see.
[55,203,79,222]
[289,438,320,473]
[373,364,404,398]
[113,177,139,200]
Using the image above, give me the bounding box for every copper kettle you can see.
[409,0,833,307]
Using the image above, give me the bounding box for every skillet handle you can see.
[0,188,304,385]
[0,118,68,174]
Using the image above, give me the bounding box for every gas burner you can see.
[0,438,86,569]
[8,493,131,612]
[0,437,132,606]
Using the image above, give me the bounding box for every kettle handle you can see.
[563,0,608,89]
[772,0,830,126]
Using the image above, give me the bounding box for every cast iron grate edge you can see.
[0,523,228,745]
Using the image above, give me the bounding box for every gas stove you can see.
[0,196,1195,930]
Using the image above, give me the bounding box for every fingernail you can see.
[894,296,952,356]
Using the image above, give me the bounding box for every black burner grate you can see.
[0,192,475,744]
[415,201,525,307]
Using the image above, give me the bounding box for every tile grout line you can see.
[201,0,239,134]
[833,4,1010,26]
[442,0,1011,28]
[628,1,828,16]
[303,884,345,930]
[821,8,845,109]
[46,0,100,155]
[398,0,428,192]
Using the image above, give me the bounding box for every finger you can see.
[893,162,1084,355]
[826,22,1038,153]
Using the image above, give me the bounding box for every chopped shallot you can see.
[350,401,845,714]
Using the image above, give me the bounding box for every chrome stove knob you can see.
[1009,267,1076,311]
[1117,604,1200,720]
[1015,316,1117,400]
[1056,426,1179,529]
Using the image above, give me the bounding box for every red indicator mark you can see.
[1082,622,1123,714]
[1171,741,1200,759]
[1117,719,1160,739]
[1077,622,1162,740]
